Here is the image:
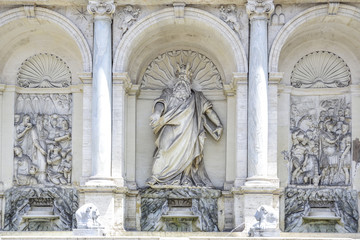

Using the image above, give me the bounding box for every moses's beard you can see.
[173,81,191,101]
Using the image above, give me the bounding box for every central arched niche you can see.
[115,7,247,189]
[114,7,247,81]
[135,48,227,188]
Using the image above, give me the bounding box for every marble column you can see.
[87,1,115,183]
[246,0,274,184]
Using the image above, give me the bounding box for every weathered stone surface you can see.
[284,96,352,186]
[285,187,358,233]
[140,187,221,232]
[4,186,78,231]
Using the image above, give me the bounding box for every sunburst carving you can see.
[17,53,72,88]
[141,50,223,90]
[291,51,351,88]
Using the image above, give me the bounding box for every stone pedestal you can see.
[73,228,105,236]
[140,187,221,232]
[249,228,280,237]
[4,186,78,231]
[80,186,126,234]
[241,186,279,232]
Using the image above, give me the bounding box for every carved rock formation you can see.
[4,186,78,231]
[140,188,220,232]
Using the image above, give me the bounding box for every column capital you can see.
[88,1,115,20]
[246,0,274,20]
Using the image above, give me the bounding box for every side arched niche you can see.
[0,7,91,190]
[270,4,360,232]
[113,7,248,189]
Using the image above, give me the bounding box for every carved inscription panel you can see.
[14,93,72,186]
[286,96,351,186]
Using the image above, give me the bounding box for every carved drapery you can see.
[291,51,351,88]
[141,50,223,90]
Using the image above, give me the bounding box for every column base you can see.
[85,176,116,187]
[245,176,277,188]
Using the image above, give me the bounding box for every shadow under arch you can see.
[269,4,360,73]
[113,7,248,84]
[0,7,92,73]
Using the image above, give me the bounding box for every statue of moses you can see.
[147,64,223,187]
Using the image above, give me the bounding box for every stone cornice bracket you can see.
[113,72,135,94]
[224,72,247,96]
[328,2,340,15]
[0,84,6,96]
[24,5,36,18]
[173,2,185,24]
[87,1,115,20]
[246,0,274,20]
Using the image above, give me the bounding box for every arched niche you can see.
[271,4,360,232]
[113,7,248,83]
[0,7,92,85]
[113,7,247,189]
[0,7,89,190]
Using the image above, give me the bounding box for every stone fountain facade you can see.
[0,0,359,238]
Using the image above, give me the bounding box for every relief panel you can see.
[284,95,351,186]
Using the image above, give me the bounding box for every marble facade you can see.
[0,0,359,238]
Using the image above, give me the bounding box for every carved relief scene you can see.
[287,95,351,186]
[14,94,72,186]
[13,53,73,186]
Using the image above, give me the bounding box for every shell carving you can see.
[291,51,351,88]
[17,53,72,88]
[141,50,223,90]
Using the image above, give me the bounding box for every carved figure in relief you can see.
[14,93,73,186]
[54,119,71,150]
[60,152,72,183]
[46,145,67,185]
[31,115,48,184]
[219,5,242,38]
[118,5,140,39]
[339,124,351,184]
[16,114,33,156]
[14,146,38,186]
[319,121,339,185]
[147,64,223,187]
[288,97,352,186]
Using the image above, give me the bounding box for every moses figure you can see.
[147,64,223,187]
